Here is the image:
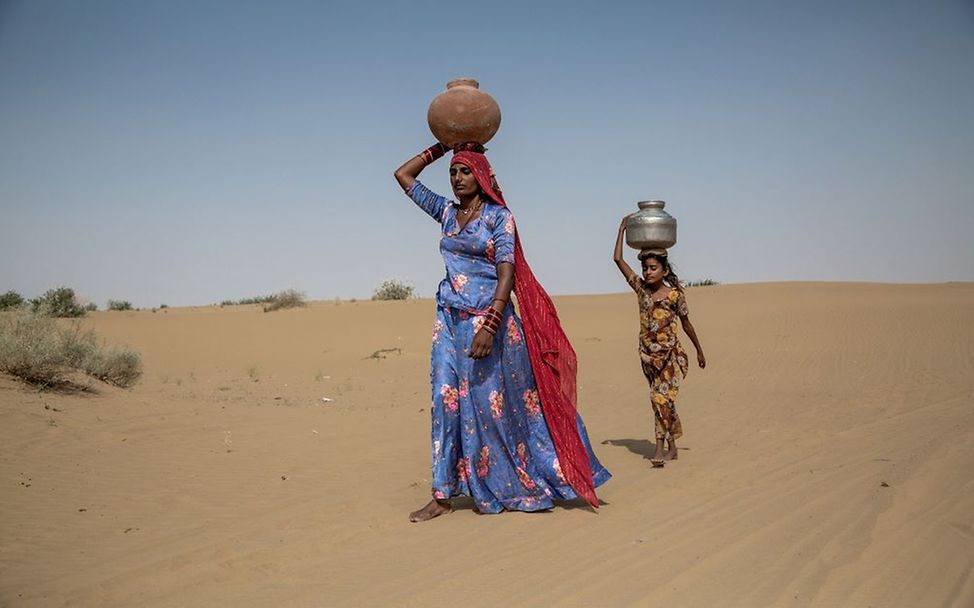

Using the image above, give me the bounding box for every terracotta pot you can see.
[427,78,502,146]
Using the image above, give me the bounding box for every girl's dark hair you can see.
[638,250,683,292]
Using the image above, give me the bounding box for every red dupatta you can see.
[451,150,599,509]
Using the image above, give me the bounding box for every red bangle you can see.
[419,142,448,165]
[482,307,502,335]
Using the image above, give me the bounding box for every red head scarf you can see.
[451,150,599,509]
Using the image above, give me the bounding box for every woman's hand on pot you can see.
[469,329,493,359]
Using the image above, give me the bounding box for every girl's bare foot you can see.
[650,438,666,467]
[665,441,679,461]
[409,499,452,522]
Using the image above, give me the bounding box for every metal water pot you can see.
[625,200,677,251]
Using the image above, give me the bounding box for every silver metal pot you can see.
[625,200,677,252]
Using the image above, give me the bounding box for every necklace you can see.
[459,202,482,216]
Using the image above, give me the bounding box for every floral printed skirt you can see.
[640,350,686,441]
[429,304,611,513]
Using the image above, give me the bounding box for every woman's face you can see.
[450,163,481,198]
[642,257,668,284]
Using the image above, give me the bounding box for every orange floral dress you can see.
[628,276,690,440]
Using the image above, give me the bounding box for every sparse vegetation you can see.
[30,287,87,318]
[0,309,142,388]
[220,289,307,310]
[0,291,25,310]
[220,294,277,307]
[366,347,403,360]
[82,345,143,388]
[372,280,414,301]
[263,289,307,312]
[84,302,98,312]
[159,304,169,309]
[107,300,134,311]
[685,279,719,287]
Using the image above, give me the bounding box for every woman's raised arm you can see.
[394,143,448,192]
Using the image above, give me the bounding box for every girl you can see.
[613,216,706,467]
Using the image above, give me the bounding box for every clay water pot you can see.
[427,78,502,146]
[626,200,677,252]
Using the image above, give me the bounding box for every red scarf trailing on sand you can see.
[451,150,599,509]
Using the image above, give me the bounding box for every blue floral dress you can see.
[407,181,611,513]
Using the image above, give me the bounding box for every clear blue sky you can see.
[1,0,972,307]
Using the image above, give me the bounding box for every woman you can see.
[394,142,611,522]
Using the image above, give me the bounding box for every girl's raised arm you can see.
[613,216,638,285]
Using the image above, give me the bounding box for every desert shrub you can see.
[82,345,143,388]
[30,287,87,318]
[107,300,133,311]
[686,279,719,287]
[263,289,307,312]
[84,302,98,312]
[159,304,169,309]
[372,279,414,301]
[0,309,142,388]
[0,291,25,310]
[220,294,277,307]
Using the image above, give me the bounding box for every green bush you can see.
[372,280,414,301]
[0,291,25,310]
[0,309,142,388]
[30,287,87,318]
[107,300,133,311]
[84,302,98,312]
[686,279,719,287]
[263,289,308,312]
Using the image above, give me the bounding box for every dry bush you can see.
[263,289,307,312]
[0,309,142,388]
[82,345,143,388]
[372,280,414,301]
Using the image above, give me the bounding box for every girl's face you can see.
[450,164,481,198]
[641,257,668,284]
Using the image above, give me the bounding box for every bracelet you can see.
[419,142,448,165]
[482,307,503,335]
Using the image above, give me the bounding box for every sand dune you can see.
[2,282,972,607]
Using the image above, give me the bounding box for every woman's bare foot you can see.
[409,499,452,522]
[665,440,679,461]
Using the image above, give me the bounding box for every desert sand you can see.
[2,282,973,607]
